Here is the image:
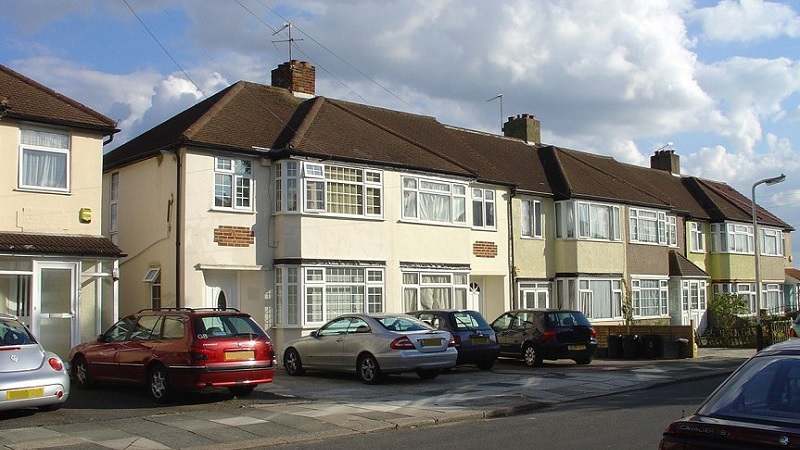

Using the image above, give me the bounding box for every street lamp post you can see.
[751,173,786,351]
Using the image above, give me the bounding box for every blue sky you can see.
[2,0,799,260]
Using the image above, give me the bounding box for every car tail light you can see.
[189,347,213,361]
[541,330,557,342]
[448,335,457,347]
[390,336,415,349]
[590,327,597,338]
[48,357,63,371]
[789,328,797,338]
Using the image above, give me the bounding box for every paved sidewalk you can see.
[0,348,754,450]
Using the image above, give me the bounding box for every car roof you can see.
[133,308,250,316]
[756,338,800,357]
[409,309,481,314]
[506,309,582,313]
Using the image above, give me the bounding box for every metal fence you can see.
[700,318,793,348]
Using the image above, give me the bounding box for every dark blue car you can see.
[409,310,500,370]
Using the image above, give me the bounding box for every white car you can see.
[283,313,457,384]
[0,314,69,412]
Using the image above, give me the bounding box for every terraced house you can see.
[103,61,794,351]
[0,65,123,359]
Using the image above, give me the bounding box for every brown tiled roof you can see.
[786,268,800,282]
[669,250,709,278]
[104,75,789,230]
[0,65,118,133]
[0,233,124,257]
[689,178,791,230]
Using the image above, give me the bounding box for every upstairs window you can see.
[690,222,705,253]
[629,208,677,246]
[472,188,496,229]
[214,157,252,211]
[556,201,620,241]
[110,172,119,245]
[402,176,467,225]
[19,128,70,192]
[278,161,381,217]
[761,228,783,256]
[521,199,543,238]
[711,223,753,254]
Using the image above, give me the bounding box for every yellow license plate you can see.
[225,350,255,361]
[420,338,442,347]
[471,336,489,344]
[568,345,586,351]
[7,387,44,400]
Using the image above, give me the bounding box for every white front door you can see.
[32,261,77,359]
[468,282,482,312]
[204,270,239,310]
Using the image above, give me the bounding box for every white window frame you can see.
[760,228,783,256]
[521,199,543,238]
[299,266,385,326]
[18,127,70,193]
[214,157,253,211]
[689,222,705,253]
[110,172,119,245]
[402,176,467,225]
[713,283,756,314]
[290,161,383,217]
[711,223,753,254]
[556,201,621,241]
[402,270,469,311]
[629,208,676,246]
[682,279,708,312]
[576,278,623,320]
[518,282,549,308]
[631,277,668,318]
[472,188,496,229]
[142,267,161,310]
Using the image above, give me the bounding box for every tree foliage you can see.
[708,292,748,329]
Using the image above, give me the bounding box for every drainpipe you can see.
[508,187,517,311]
[175,148,182,308]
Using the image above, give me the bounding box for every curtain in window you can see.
[521,201,532,236]
[421,287,451,309]
[590,205,610,239]
[591,280,612,318]
[403,191,417,218]
[22,149,67,188]
[306,287,323,322]
[419,193,450,222]
[403,288,418,311]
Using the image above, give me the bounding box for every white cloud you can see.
[691,0,800,42]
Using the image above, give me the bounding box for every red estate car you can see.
[69,308,276,402]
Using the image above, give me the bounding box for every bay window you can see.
[402,176,467,225]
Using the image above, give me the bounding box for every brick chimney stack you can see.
[271,60,315,98]
[503,114,541,144]
[650,150,680,175]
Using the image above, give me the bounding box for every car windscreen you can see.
[377,316,432,332]
[450,311,490,330]
[697,355,800,426]
[194,315,267,339]
[545,311,592,327]
[0,319,36,346]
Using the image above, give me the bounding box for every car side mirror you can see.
[310,330,319,338]
[97,334,106,343]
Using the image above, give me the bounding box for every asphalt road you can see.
[268,374,728,450]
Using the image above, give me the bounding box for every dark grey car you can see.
[491,309,597,366]
[409,310,500,370]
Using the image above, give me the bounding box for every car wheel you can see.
[416,369,440,380]
[229,385,256,397]
[357,354,382,385]
[476,360,495,370]
[71,355,93,389]
[283,348,305,376]
[574,355,593,365]
[148,365,173,403]
[523,345,543,367]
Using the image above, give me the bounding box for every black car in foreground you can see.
[491,309,597,366]
[659,339,800,449]
[409,309,500,370]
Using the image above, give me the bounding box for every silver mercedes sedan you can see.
[0,314,70,412]
[283,313,457,384]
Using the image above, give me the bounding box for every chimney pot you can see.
[503,113,541,144]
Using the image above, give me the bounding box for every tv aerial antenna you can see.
[272,22,303,61]
[487,94,503,130]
